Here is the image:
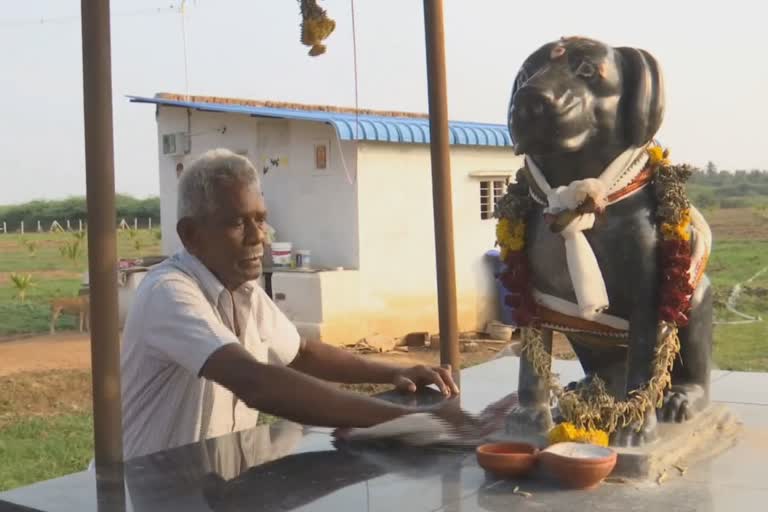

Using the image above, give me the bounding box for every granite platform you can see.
[1,353,767,511]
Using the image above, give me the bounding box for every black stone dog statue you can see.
[504,37,713,446]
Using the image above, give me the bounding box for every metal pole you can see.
[423,0,460,379]
[81,0,124,468]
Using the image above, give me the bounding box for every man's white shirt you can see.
[120,250,300,459]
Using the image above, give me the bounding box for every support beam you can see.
[422,0,461,380]
[80,0,123,469]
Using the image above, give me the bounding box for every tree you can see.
[706,161,717,176]
[693,190,717,209]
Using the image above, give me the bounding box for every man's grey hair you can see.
[177,148,261,220]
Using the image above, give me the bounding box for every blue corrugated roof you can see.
[127,95,512,147]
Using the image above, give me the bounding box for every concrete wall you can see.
[270,269,366,344]
[258,119,359,270]
[355,142,522,338]
[154,107,522,343]
[156,107,263,255]
[156,108,358,270]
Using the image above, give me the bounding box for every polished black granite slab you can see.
[2,354,768,511]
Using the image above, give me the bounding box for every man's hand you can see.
[392,364,460,397]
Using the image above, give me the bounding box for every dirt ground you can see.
[0,333,503,377]
[0,333,93,377]
[0,330,575,378]
[705,207,768,240]
[0,331,576,426]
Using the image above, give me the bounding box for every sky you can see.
[0,0,766,205]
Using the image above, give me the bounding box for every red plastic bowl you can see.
[476,442,539,478]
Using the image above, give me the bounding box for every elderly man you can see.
[120,148,461,459]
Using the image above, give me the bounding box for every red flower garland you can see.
[497,157,696,330]
[502,250,537,327]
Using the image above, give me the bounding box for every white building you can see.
[130,93,522,345]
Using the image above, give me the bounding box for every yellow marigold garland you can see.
[496,218,525,259]
[548,422,610,447]
[661,209,691,241]
[495,144,698,442]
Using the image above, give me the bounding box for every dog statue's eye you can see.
[575,61,596,78]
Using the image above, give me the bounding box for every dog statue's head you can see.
[508,37,665,158]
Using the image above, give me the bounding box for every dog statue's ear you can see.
[507,63,530,145]
[617,47,665,146]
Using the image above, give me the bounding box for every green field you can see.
[709,239,768,371]
[0,229,161,336]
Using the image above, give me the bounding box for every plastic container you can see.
[485,249,516,325]
[487,320,514,341]
[271,242,292,267]
[295,249,311,269]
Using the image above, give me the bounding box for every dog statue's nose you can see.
[513,87,555,121]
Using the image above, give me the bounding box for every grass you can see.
[0,414,93,491]
[707,240,768,371]
[0,372,409,492]
[714,322,768,372]
[707,240,768,291]
[0,370,94,491]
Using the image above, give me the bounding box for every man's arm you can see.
[201,343,415,428]
[288,339,459,396]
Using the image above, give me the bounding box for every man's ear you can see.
[176,217,197,250]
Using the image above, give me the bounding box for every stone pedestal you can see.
[611,404,742,480]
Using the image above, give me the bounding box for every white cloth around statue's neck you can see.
[525,145,650,320]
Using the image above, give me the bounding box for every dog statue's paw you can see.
[610,407,658,447]
[504,404,553,436]
[658,384,708,423]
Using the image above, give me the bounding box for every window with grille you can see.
[480,179,507,220]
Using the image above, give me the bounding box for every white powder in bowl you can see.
[543,442,614,459]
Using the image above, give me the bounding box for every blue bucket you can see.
[485,249,516,326]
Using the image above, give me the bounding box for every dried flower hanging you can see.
[298,0,336,56]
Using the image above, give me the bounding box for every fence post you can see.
[67,219,72,231]
[37,220,42,232]
[148,218,152,230]
[133,217,137,230]
[79,219,83,232]
[20,221,24,234]
[2,221,5,234]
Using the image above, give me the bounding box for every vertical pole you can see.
[423,0,460,380]
[20,221,24,234]
[81,0,123,469]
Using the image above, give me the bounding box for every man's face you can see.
[181,180,268,290]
